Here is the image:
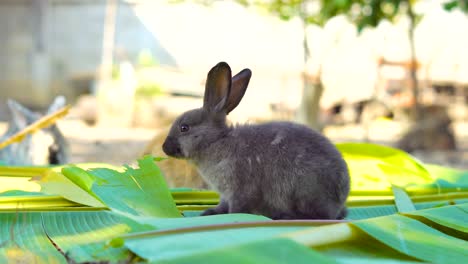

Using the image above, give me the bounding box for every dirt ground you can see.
[56,120,157,165]
[0,120,156,166]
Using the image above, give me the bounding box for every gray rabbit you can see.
[163,62,350,219]
[0,96,69,165]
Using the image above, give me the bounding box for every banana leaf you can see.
[42,211,152,263]
[0,212,65,263]
[153,238,337,264]
[336,143,432,191]
[351,214,468,263]
[117,204,467,263]
[30,156,182,218]
[0,143,467,263]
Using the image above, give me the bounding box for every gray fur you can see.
[0,96,69,165]
[163,62,350,219]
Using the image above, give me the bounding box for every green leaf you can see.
[403,203,468,234]
[0,212,65,263]
[140,213,270,230]
[0,190,44,197]
[352,215,468,263]
[0,175,41,194]
[316,238,423,263]
[337,143,433,192]
[0,194,80,210]
[157,238,336,264]
[391,186,416,213]
[171,189,219,205]
[443,0,459,11]
[347,205,398,220]
[153,156,168,162]
[38,169,104,208]
[124,225,309,262]
[425,164,468,189]
[42,211,151,263]
[61,166,99,192]
[109,237,125,248]
[58,156,181,218]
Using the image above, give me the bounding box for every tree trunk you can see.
[297,75,323,130]
[296,16,323,131]
[407,3,421,120]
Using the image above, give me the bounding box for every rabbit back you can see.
[196,121,350,219]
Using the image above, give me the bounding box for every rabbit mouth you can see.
[162,137,184,158]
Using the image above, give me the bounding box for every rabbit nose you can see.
[162,137,182,157]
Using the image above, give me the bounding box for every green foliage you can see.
[336,143,433,192]
[123,225,309,262]
[61,156,182,218]
[231,0,468,32]
[352,214,468,263]
[1,144,468,263]
[148,238,337,264]
[42,211,150,263]
[138,49,159,67]
[404,203,468,234]
[138,213,270,230]
[444,0,468,13]
[135,82,164,98]
[232,0,407,30]
[0,213,66,263]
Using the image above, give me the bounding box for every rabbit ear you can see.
[46,96,66,115]
[225,69,251,114]
[7,100,34,129]
[203,62,232,113]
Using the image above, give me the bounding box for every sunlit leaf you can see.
[425,164,468,190]
[124,225,308,262]
[0,194,79,210]
[159,238,336,264]
[61,156,181,218]
[337,143,433,191]
[0,212,65,263]
[139,213,270,230]
[391,186,416,213]
[352,215,468,263]
[316,238,423,264]
[38,169,104,208]
[43,211,151,263]
[0,176,41,194]
[1,143,468,263]
[403,203,468,234]
[171,189,219,205]
[0,166,46,194]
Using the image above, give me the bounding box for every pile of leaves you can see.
[0,143,467,263]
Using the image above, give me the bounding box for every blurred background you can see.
[0,0,467,174]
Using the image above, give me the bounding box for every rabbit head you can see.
[0,96,69,165]
[163,62,251,160]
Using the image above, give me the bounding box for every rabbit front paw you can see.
[201,199,229,216]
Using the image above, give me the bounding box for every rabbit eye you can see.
[180,124,190,132]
